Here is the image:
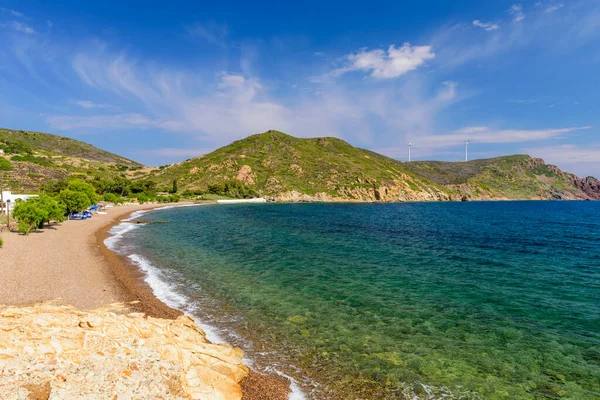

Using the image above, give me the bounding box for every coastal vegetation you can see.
[12,195,66,234]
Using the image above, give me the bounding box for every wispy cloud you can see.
[473,20,499,31]
[415,126,591,148]
[73,99,110,109]
[45,113,184,131]
[1,8,24,17]
[2,21,36,34]
[185,22,228,47]
[508,4,526,22]
[525,144,600,164]
[545,4,564,13]
[135,147,214,158]
[333,43,435,79]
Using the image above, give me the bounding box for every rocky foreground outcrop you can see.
[0,303,248,399]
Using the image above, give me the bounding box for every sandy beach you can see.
[0,204,290,399]
[0,204,165,312]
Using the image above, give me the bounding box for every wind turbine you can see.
[464,140,470,162]
[408,143,412,162]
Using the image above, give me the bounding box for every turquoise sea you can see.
[108,202,600,399]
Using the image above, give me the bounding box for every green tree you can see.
[0,157,11,171]
[67,179,98,204]
[171,179,178,194]
[12,199,48,234]
[42,179,68,195]
[103,192,123,204]
[59,189,91,214]
[34,195,66,227]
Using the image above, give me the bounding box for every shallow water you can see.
[111,202,600,399]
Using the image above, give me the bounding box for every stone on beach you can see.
[0,302,249,399]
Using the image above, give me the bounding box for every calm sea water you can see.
[109,202,600,399]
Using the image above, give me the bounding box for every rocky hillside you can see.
[404,155,600,200]
[145,131,600,201]
[146,130,452,202]
[0,128,143,192]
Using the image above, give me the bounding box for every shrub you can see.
[59,189,91,214]
[12,195,66,234]
[0,157,11,171]
[12,200,47,234]
[103,193,123,204]
[67,179,98,205]
[42,180,68,195]
[10,155,54,167]
[135,193,150,204]
[0,236,3,248]
[208,180,258,199]
[34,195,66,227]
[156,195,181,203]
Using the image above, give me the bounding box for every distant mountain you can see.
[0,128,143,192]
[404,155,600,200]
[145,130,600,201]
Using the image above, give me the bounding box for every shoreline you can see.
[95,203,293,400]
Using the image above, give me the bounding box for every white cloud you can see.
[545,4,564,13]
[509,4,526,22]
[3,21,36,34]
[334,43,435,79]
[45,113,183,131]
[135,147,214,158]
[473,20,499,31]
[415,126,591,148]
[73,99,109,109]
[523,144,600,177]
[525,144,600,163]
[185,22,228,47]
[1,8,24,17]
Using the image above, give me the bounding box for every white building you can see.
[0,149,5,155]
[0,190,38,213]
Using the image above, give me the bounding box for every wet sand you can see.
[0,203,290,399]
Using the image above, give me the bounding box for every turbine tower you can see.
[408,143,412,162]
[464,140,469,162]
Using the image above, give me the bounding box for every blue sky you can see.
[1,0,600,177]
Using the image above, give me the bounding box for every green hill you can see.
[146,130,451,201]
[147,131,600,201]
[404,155,600,200]
[0,128,143,192]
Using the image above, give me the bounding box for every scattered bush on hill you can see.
[0,139,32,154]
[0,237,3,248]
[0,157,11,171]
[10,154,54,167]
